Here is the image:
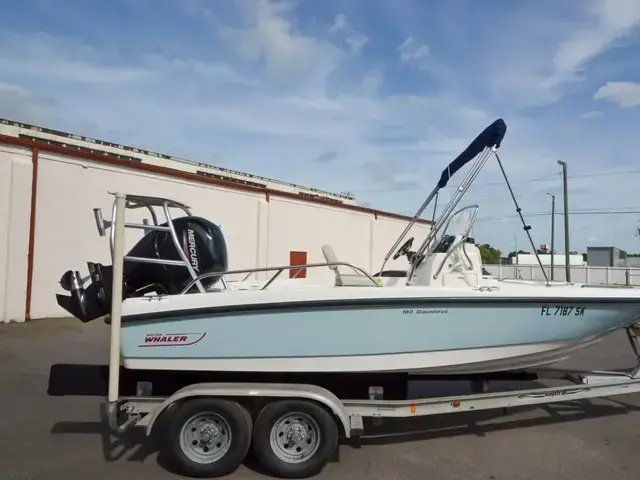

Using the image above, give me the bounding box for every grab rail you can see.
[432,238,472,280]
[179,261,381,294]
[581,283,636,289]
[438,205,479,243]
[430,205,478,280]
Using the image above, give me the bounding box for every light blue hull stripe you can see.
[120,303,640,359]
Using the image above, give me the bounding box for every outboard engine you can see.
[56,216,228,323]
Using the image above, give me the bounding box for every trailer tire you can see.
[164,398,252,478]
[252,399,338,478]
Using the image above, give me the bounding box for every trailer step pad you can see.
[350,415,364,436]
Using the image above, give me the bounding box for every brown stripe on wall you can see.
[25,147,39,320]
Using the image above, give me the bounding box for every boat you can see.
[54,118,640,376]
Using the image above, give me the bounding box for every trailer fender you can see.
[143,382,353,437]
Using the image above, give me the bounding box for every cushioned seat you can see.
[321,244,378,287]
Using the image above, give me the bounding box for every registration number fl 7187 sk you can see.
[540,306,585,316]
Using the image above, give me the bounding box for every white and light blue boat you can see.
[55,119,640,376]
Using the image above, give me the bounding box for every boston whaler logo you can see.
[183,228,200,272]
[139,332,206,347]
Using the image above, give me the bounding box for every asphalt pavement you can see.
[1,317,640,480]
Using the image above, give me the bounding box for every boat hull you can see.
[119,297,640,375]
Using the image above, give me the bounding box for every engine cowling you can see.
[56,216,228,322]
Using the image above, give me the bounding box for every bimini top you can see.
[437,118,507,189]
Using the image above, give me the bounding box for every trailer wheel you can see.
[164,398,252,478]
[252,399,338,478]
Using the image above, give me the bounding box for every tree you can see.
[478,244,501,264]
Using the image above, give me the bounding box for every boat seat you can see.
[321,244,377,287]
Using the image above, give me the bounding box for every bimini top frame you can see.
[378,118,550,285]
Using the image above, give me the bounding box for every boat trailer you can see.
[45,193,640,479]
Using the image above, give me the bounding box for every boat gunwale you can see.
[118,295,640,324]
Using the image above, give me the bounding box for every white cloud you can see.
[143,55,259,87]
[361,158,421,192]
[551,0,640,81]
[0,30,258,89]
[397,36,429,69]
[594,81,640,107]
[359,67,383,95]
[328,13,369,55]
[0,82,53,123]
[328,13,349,35]
[580,110,603,118]
[481,0,640,108]
[0,32,156,85]
[217,0,344,89]
[346,35,369,55]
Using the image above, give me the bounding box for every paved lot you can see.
[1,318,640,480]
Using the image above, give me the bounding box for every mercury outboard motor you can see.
[56,216,228,323]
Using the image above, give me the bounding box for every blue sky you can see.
[2,0,640,254]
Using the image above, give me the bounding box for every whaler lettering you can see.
[145,335,188,343]
[138,332,206,348]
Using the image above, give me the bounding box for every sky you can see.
[2,0,640,255]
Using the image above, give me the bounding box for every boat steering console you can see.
[392,237,414,260]
[374,237,425,278]
[393,236,427,265]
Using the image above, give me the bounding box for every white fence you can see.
[484,264,640,285]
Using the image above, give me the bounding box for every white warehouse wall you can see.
[266,197,374,285]
[0,139,431,322]
[29,151,265,319]
[0,145,33,322]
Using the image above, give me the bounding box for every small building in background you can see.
[586,246,628,267]
[512,253,585,266]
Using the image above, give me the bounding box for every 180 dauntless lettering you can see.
[402,309,449,315]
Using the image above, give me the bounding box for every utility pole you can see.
[547,193,555,280]
[557,160,570,282]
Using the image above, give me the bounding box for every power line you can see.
[475,209,640,222]
[352,167,640,194]
[354,173,560,193]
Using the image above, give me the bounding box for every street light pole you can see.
[547,193,555,281]
[557,160,570,282]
